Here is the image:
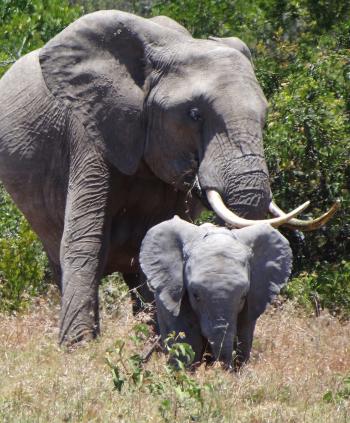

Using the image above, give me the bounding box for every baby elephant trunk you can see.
[208,325,236,369]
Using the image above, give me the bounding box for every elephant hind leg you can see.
[47,255,62,293]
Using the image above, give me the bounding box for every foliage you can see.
[0,0,83,77]
[285,260,350,319]
[71,0,154,16]
[323,376,350,404]
[100,272,130,316]
[105,327,210,421]
[0,187,48,312]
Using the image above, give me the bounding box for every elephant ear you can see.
[209,36,252,62]
[39,11,167,175]
[140,216,198,316]
[232,224,292,320]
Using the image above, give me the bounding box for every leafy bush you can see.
[0,188,48,312]
[285,261,350,319]
[0,0,83,77]
[105,326,211,421]
[72,0,154,15]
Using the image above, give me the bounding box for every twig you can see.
[17,36,27,58]
[0,36,27,67]
[0,59,15,67]
[141,335,162,362]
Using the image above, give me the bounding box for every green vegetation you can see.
[105,328,208,420]
[0,186,48,312]
[0,1,349,315]
[0,0,83,76]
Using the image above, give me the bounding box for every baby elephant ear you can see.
[140,217,198,317]
[232,224,293,320]
[209,36,252,61]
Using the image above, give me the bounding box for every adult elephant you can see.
[0,11,336,344]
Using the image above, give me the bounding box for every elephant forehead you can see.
[185,236,250,286]
[174,43,253,73]
[154,43,257,89]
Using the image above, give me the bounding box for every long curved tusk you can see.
[206,190,310,228]
[269,200,340,231]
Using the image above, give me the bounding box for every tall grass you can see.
[0,289,349,422]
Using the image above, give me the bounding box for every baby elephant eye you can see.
[189,107,202,122]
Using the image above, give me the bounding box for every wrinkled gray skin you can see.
[140,217,292,368]
[0,11,271,344]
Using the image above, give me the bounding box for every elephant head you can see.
[38,11,337,229]
[140,216,292,368]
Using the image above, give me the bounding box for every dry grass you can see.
[0,291,349,423]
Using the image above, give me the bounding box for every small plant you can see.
[284,260,350,318]
[164,331,196,369]
[105,327,210,421]
[323,376,350,404]
[99,272,129,316]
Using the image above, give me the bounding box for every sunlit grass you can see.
[0,288,349,422]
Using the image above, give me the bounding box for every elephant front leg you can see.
[59,151,111,345]
[236,308,257,367]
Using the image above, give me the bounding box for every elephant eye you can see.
[189,107,202,122]
[193,292,200,302]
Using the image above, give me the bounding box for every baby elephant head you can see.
[140,217,292,368]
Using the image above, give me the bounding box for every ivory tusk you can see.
[206,190,310,228]
[269,200,340,231]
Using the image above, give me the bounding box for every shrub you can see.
[285,261,350,319]
[0,188,48,312]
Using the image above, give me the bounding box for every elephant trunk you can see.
[197,126,315,228]
[206,323,236,368]
[198,126,272,221]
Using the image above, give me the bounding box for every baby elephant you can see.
[140,216,292,368]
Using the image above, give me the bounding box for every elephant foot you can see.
[59,292,100,346]
[59,319,100,346]
[59,317,100,346]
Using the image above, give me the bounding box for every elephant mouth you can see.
[187,175,212,209]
